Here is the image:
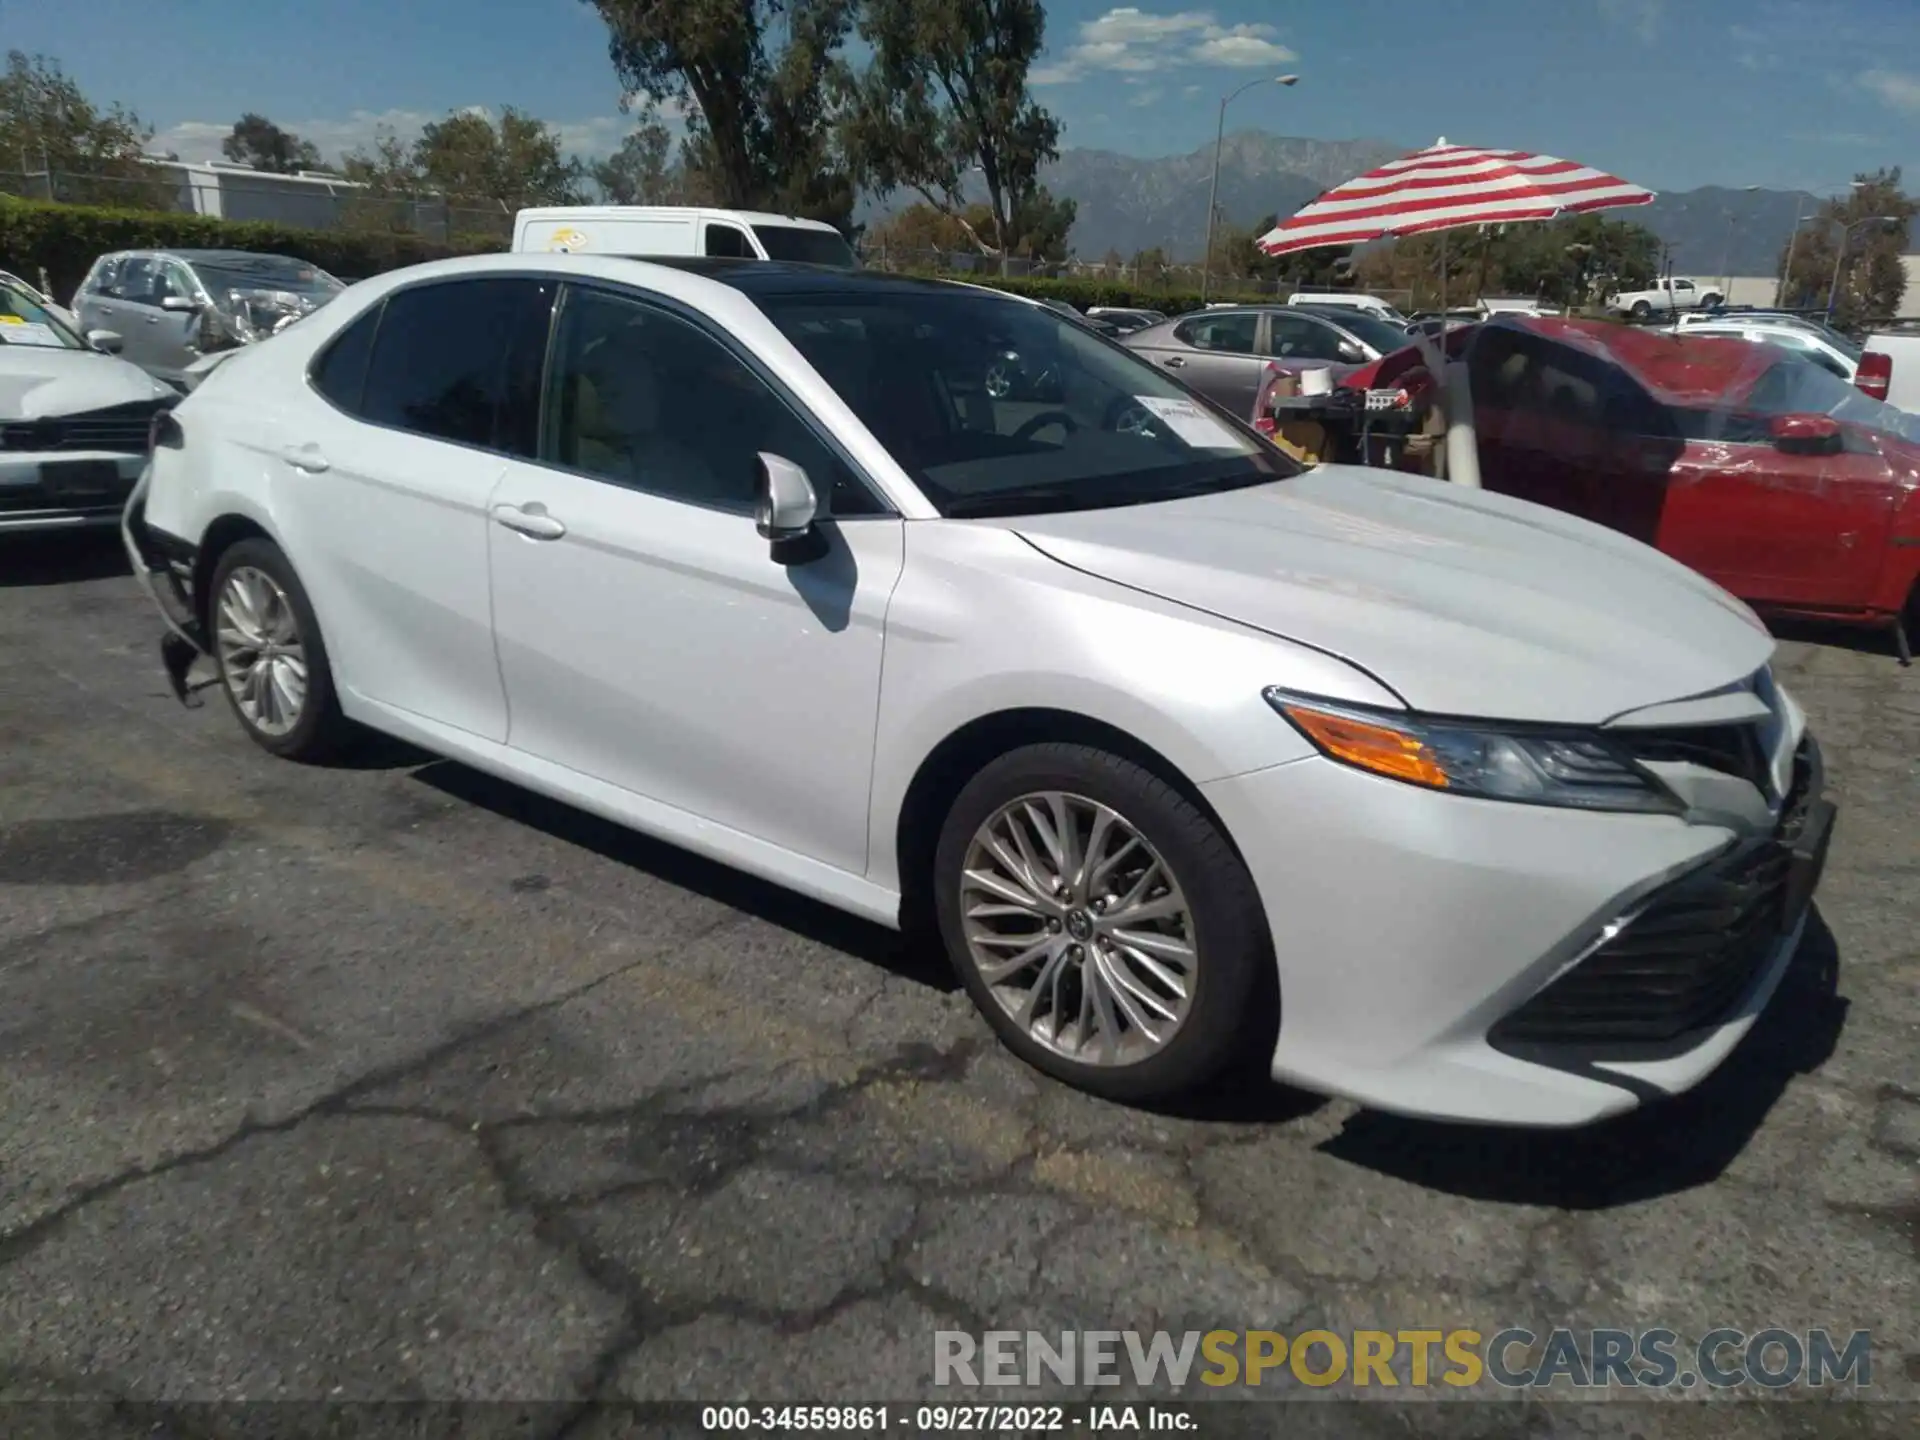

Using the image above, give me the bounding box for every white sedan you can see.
[123,253,1832,1125]
[1,275,177,533]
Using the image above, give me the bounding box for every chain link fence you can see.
[2,165,515,243]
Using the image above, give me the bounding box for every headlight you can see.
[1265,690,1682,815]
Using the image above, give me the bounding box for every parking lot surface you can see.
[1,533,1916,1437]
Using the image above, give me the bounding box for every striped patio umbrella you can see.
[1255,139,1655,256]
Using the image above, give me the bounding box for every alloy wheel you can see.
[958,790,1197,1066]
[215,565,308,737]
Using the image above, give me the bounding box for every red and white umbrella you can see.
[1255,139,1655,256]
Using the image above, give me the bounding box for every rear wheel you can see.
[1630,300,1653,320]
[208,537,349,762]
[932,742,1272,1102]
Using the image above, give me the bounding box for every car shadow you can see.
[408,758,957,993]
[1768,615,1908,663]
[0,531,131,586]
[1314,908,1848,1208]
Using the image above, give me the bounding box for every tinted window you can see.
[360,278,554,455]
[310,304,381,414]
[1174,312,1258,353]
[543,284,884,516]
[758,288,1292,518]
[704,224,754,259]
[1268,314,1349,362]
[118,258,162,305]
[750,224,856,267]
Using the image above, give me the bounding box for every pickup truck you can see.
[1863,328,1920,412]
[1605,276,1724,319]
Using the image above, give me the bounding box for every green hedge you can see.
[1,193,1285,318]
[0,195,501,300]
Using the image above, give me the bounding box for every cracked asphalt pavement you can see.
[2,532,1917,1438]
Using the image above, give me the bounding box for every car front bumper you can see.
[1200,738,1830,1128]
[0,450,147,533]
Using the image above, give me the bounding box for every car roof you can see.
[622,256,1017,301]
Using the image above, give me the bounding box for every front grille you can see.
[1490,743,1814,1050]
[1,400,165,456]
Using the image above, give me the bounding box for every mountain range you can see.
[994,131,1835,276]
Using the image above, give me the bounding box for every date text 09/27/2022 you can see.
[699,1405,1190,1432]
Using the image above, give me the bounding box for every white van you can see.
[1285,291,1407,324]
[510,206,858,268]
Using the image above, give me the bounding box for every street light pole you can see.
[1202,73,1297,303]
[1778,179,1864,308]
[1827,215,1898,324]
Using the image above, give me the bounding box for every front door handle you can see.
[1161,355,1186,368]
[492,503,566,540]
[279,443,330,473]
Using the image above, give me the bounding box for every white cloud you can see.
[1034,7,1298,83]
[1597,0,1662,43]
[1861,68,1920,113]
[1128,87,1164,107]
[150,102,679,167]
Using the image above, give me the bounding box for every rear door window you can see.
[358,278,555,456]
[1174,312,1258,354]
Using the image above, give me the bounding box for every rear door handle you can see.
[1161,355,1186,368]
[279,443,330,473]
[491,503,566,540]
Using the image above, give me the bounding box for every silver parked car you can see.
[1122,305,1406,418]
[73,249,345,389]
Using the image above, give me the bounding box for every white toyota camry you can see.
[123,253,1833,1125]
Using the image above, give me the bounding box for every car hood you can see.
[1007,466,1774,725]
[0,345,173,418]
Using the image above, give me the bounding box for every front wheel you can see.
[208,537,350,762]
[932,743,1273,1102]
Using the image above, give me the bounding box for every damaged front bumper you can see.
[120,466,211,699]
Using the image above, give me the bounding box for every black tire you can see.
[206,537,350,762]
[1630,300,1653,320]
[1700,293,1723,309]
[932,742,1273,1102]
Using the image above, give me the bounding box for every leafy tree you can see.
[1776,168,1913,328]
[838,0,1059,270]
[222,113,323,173]
[0,50,157,205]
[591,113,679,204]
[866,201,973,260]
[1004,186,1073,262]
[581,0,855,228]
[412,106,586,208]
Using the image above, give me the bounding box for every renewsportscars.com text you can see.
[933,1327,1873,1391]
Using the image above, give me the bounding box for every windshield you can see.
[0,279,81,349]
[1743,356,1920,443]
[750,225,857,268]
[757,287,1295,517]
[190,256,343,302]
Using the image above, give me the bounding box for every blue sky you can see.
[9,0,1918,197]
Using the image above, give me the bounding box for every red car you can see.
[1340,317,1920,655]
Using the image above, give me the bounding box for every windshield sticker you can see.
[1132,395,1244,449]
[0,321,64,347]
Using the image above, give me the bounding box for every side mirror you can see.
[86,329,124,354]
[754,452,825,564]
[159,294,199,312]
[1767,412,1842,452]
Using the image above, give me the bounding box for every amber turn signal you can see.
[1278,703,1451,789]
